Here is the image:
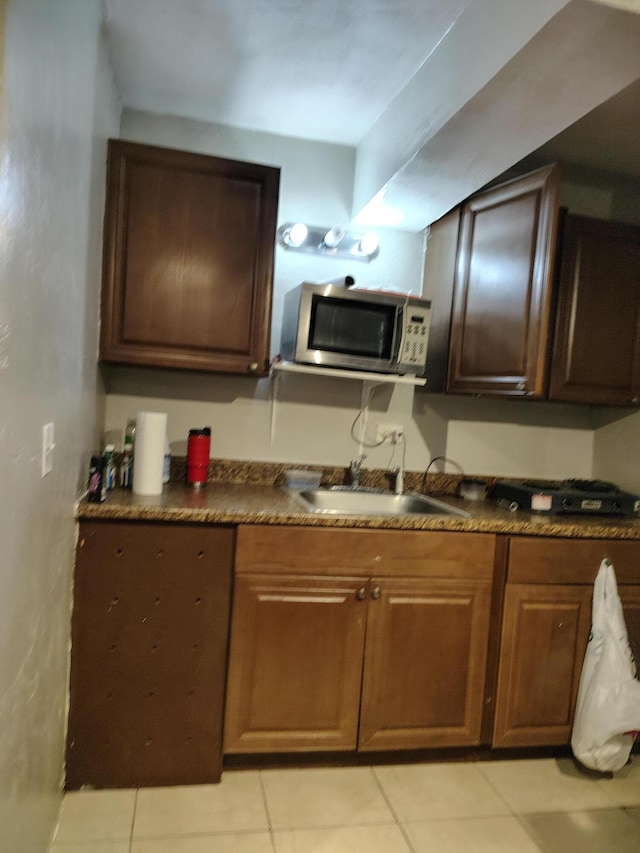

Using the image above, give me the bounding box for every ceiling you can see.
[103,0,640,227]
[533,76,640,179]
[102,0,470,146]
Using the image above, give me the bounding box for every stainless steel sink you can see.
[290,488,470,517]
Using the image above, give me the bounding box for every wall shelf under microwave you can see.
[271,361,427,386]
[269,361,426,446]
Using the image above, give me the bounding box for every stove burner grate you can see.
[563,479,621,494]
[522,480,562,491]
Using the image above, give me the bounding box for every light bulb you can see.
[287,222,308,247]
[358,233,379,256]
[323,226,345,249]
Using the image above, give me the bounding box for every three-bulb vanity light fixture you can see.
[276,222,380,262]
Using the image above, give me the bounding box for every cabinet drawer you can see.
[508,537,640,585]
[236,525,495,579]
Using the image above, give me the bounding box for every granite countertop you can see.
[77,481,640,540]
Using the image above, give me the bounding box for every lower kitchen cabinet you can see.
[223,573,367,752]
[66,520,234,789]
[493,537,640,748]
[492,584,592,747]
[224,525,496,754]
[359,577,492,750]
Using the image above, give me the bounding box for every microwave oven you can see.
[280,282,431,377]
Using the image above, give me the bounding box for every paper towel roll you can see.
[133,411,168,496]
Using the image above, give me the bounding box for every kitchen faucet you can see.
[394,464,404,495]
[393,432,405,495]
[349,455,366,488]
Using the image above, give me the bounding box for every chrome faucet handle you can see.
[350,454,366,472]
[349,454,366,486]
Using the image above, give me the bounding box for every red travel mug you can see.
[187,428,211,487]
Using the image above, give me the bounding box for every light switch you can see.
[42,422,55,477]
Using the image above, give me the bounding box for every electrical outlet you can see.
[376,422,404,443]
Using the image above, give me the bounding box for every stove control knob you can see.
[562,498,573,509]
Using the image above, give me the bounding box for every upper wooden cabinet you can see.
[425,164,640,407]
[447,164,560,397]
[549,215,640,406]
[100,140,280,375]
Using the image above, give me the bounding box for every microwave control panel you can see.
[398,306,430,370]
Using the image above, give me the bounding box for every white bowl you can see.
[285,469,322,490]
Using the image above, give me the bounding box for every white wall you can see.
[0,2,120,850]
[119,109,427,353]
[593,409,640,492]
[105,110,430,473]
[103,109,607,482]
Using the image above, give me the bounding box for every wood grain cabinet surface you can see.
[549,215,640,406]
[425,166,640,407]
[493,536,640,748]
[447,164,560,398]
[100,140,280,375]
[66,521,234,789]
[224,525,496,754]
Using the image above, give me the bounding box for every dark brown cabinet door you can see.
[100,140,280,375]
[619,586,640,669]
[66,521,234,789]
[359,577,492,750]
[223,573,368,753]
[447,164,560,397]
[492,584,592,748]
[549,215,640,405]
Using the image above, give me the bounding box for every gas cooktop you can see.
[490,479,640,516]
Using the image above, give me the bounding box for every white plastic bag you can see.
[571,559,640,772]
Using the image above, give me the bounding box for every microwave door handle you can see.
[393,305,405,362]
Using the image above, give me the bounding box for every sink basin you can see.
[290,488,470,518]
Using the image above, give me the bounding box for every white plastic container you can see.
[285,469,322,490]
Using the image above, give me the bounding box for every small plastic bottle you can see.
[119,419,136,488]
[88,455,106,503]
[125,418,136,450]
[104,444,117,489]
[120,437,133,488]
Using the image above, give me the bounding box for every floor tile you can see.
[51,844,130,853]
[403,815,543,852]
[477,758,614,814]
[133,772,268,838]
[373,762,510,821]
[132,831,274,852]
[598,760,640,806]
[627,807,640,825]
[521,807,640,853]
[261,767,394,830]
[53,789,136,843]
[273,823,411,853]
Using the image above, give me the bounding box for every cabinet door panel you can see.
[493,585,592,748]
[359,578,492,750]
[549,215,640,405]
[508,537,640,585]
[224,574,368,753]
[66,522,234,788]
[448,164,559,397]
[620,586,640,669]
[101,140,279,375]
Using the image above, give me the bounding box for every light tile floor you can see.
[50,758,640,852]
